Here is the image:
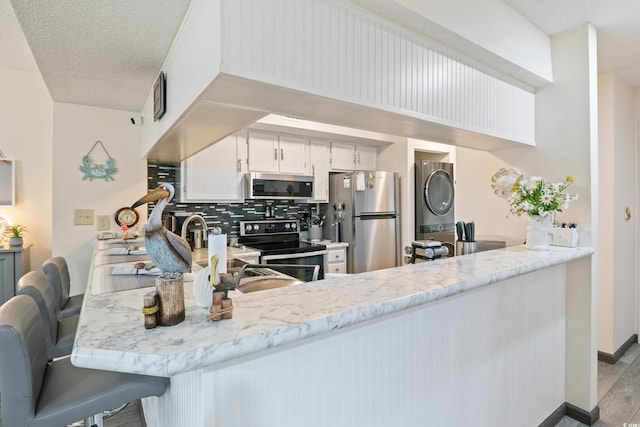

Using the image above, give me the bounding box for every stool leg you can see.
[84,412,104,427]
[103,402,128,418]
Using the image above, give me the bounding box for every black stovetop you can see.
[238,219,326,255]
[240,239,326,256]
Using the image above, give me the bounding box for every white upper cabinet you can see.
[246,132,278,173]
[247,132,309,175]
[278,136,309,174]
[330,142,377,171]
[179,135,246,202]
[308,140,330,203]
[356,145,377,170]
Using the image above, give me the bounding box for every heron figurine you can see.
[131,183,192,276]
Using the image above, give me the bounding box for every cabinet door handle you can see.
[281,148,284,161]
[236,159,241,172]
[274,148,278,161]
[357,152,361,164]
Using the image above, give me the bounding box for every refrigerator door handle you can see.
[358,212,396,219]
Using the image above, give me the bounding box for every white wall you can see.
[0,67,148,297]
[454,147,524,245]
[52,103,148,295]
[597,74,637,354]
[0,66,53,270]
[391,0,553,82]
[490,24,597,248]
[140,0,221,157]
[598,75,615,352]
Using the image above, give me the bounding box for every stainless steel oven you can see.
[261,250,327,281]
[239,219,326,281]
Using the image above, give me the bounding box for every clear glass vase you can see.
[525,214,553,250]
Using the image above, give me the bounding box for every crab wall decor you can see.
[79,140,118,181]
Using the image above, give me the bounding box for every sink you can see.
[236,275,304,293]
[227,259,275,277]
[224,260,317,293]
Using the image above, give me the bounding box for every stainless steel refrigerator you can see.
[326,171,400,274]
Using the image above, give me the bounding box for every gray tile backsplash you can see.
[148,162,326,237]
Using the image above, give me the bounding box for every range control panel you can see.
[239,219,299,236]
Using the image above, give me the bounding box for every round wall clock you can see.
[114,207,139,227]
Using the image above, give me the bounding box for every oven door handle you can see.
[261,250,328,261]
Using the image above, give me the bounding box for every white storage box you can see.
[550,227,578,248]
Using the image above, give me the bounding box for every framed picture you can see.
[153,71,166,122]
[0,159,15,206]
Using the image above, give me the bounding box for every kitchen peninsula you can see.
[72,243,596,427]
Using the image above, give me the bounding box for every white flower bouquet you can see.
[491,168,578,217]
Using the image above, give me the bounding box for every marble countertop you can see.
[71,244,594,378]
[308,240,349,248]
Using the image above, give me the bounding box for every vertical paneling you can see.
[141,369,204,427]
[221,0,534,144]
[199,266,566,427]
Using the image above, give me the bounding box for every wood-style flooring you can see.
[0,400,146,427]
[556,343,640,426]
[3,344,640,426]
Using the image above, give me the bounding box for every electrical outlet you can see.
[97,215,110,231]
[74,209,94,225]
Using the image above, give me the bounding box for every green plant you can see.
[7,224,27,238]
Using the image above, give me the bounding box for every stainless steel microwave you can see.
[245,173,314,200]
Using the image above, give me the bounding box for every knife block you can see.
[456,241,477,256]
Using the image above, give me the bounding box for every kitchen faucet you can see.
[180,214,208,249]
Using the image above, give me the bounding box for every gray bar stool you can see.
[17,270,78,359]
[0,294,169,427]
[43,256,84,319]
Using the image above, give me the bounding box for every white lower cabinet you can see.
[324,246,347,274]
[179,135,246,202]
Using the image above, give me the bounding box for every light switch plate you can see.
[74,209,94,225]
[96,215,110,231]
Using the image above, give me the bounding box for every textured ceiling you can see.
[2,0,640,116]
[7,0,191,112]
[503,0,640,85]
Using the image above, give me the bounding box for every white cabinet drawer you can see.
[324,247,347,275]
[326,263,346,274]
[326,249,346,263]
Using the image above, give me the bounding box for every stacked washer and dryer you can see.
[414,161,456,256]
